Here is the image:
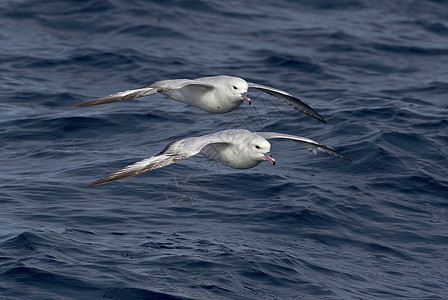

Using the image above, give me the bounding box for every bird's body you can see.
[155,76,247,113]
[74,75,327,123]
[86,129,350,186]
[199,129,272,169]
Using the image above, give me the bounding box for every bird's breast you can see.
[200,144,261,169]
[162,89,242,114]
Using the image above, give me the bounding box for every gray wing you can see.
[256,132,351,161]
[73,80,215,108]
[86,134,229,186]
[247,82,327,124]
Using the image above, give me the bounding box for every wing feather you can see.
[86,135,229,186]
[73,80,214,108]
[256,132,351,161]
[72,87,159,108]
[248,82,327,124]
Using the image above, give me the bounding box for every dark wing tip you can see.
[319,113,327,124]
[329,146,351,162]
[85,178,108,187]
[72,96,117,108]
[340,153,352,162]
[251,85,327,124]
[288,95,327,124]
[316,113,327,124]
[72,102,91,108]
[321,144,352,161]
[72,98,107,108]
[344,153,352,162]
[84,167,138,187]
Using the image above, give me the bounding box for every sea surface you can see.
[1,0,447,299]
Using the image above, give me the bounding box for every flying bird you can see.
[73,75,326,124]
[86,129,350,186]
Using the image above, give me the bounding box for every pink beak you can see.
[242,94,251,105]
[264,153,276,165]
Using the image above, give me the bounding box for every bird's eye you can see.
[255,145,260,149]
[233,86,237,89]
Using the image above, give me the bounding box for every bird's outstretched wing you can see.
[87,134,229,186]
[248,82,326,124]
[256,132,351,161]
[73,87,159,108]
[73,80,215,108]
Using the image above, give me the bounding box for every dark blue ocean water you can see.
[1,0,448,299]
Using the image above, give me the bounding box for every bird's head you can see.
[228,77,251,105]
[250,137,275,165]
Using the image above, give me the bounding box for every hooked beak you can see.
[241,94,251,105]
[264,153,276,165]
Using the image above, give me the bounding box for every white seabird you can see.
[73,75,327,124]
[86,129,350,186]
